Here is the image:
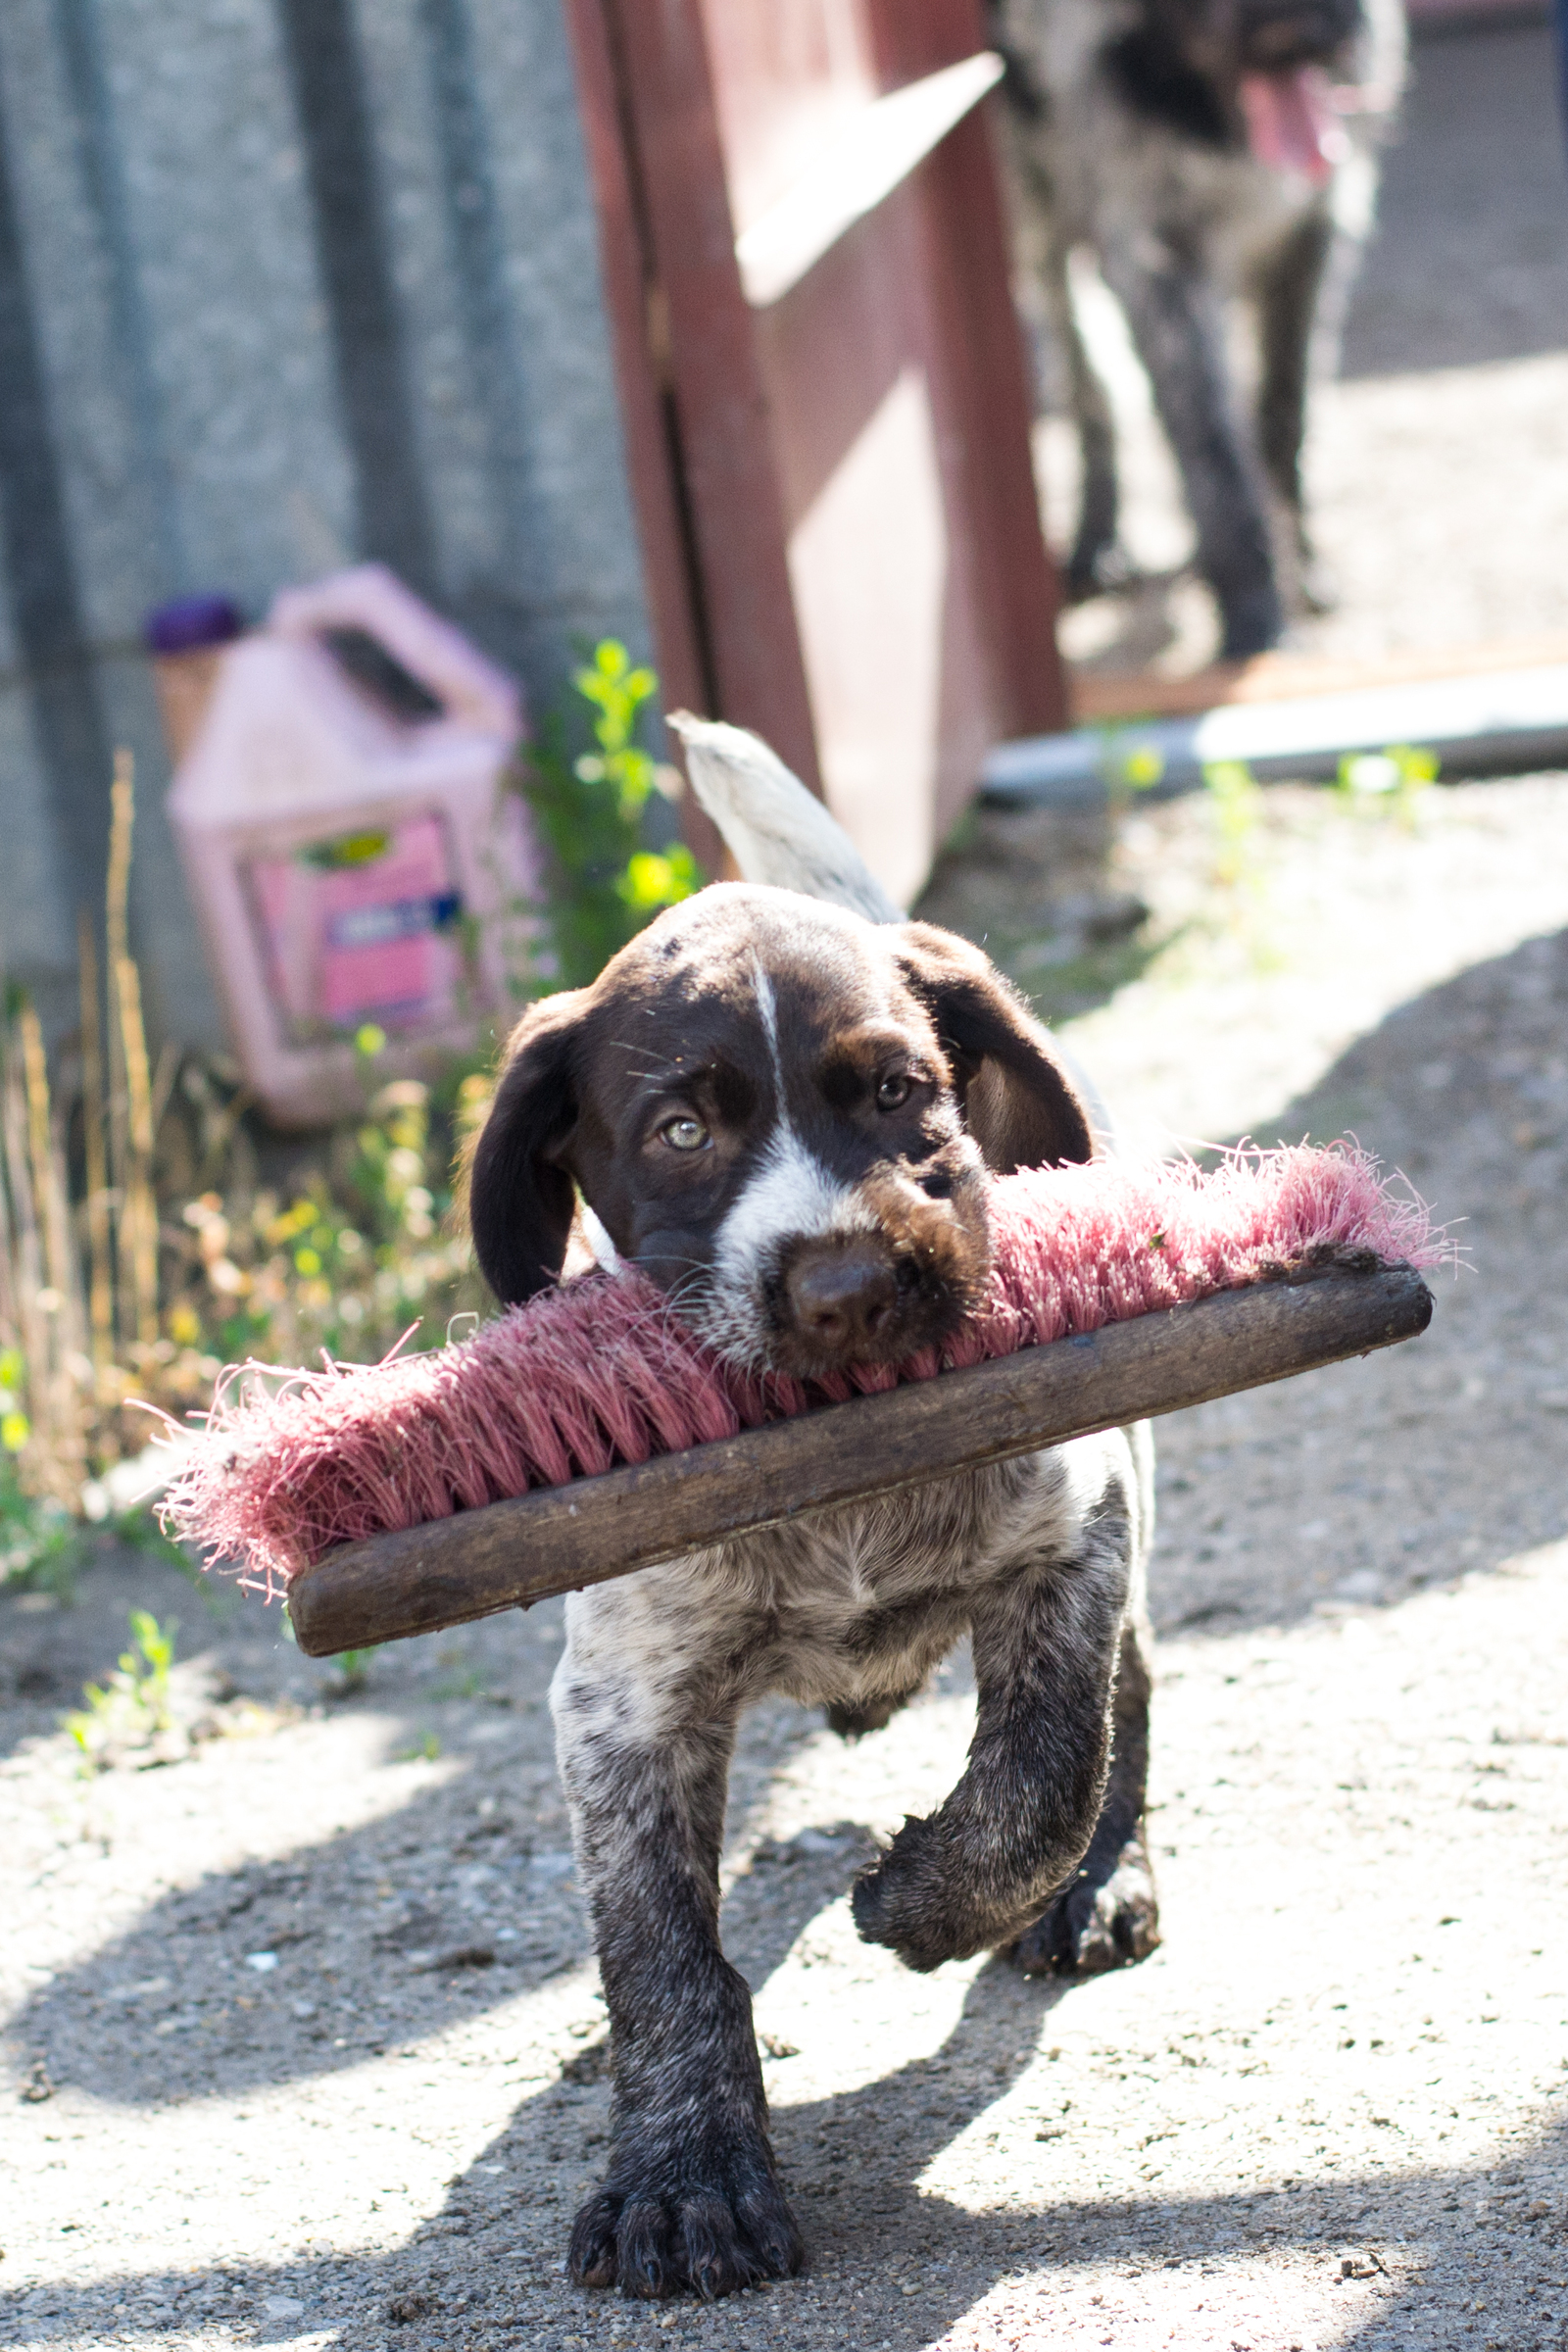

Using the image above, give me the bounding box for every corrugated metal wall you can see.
[0,0,652,1045]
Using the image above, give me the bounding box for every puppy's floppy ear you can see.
[466,990,590,1304]
[894,922,1094,1172]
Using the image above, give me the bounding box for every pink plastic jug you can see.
[167,566,536,1127]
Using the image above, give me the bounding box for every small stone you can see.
[387,2291,440,2326]
[264,2296,306,2317]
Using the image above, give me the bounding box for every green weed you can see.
[516,640,701,991]
[331,1647,379,1694]
[1336,743,1439,824]
[63,1607,178,1770]
[1203,760,1265,886]
[0,1451,84,1598]
[1096,724,1167,802]
[394,1730,443,1763]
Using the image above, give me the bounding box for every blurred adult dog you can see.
[466,722,1157,2301]
[991,0,1405,654]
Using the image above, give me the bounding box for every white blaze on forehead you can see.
[714,1125,874,1293]
[752,957,784,1094]
[709,956,874,1302]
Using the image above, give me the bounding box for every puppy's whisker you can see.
[607,1041,683,1075]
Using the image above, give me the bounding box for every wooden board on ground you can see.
[1068,633,1568,724]
[287,1264,1433,1658]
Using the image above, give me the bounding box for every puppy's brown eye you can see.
[660,1114,710,1152]
[876,1073,912,1111]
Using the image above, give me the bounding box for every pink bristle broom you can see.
[159,1142,1444,1656]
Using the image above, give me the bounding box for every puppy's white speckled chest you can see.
[557,1436,1119,1736]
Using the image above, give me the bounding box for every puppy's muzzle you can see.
[783,1238,901,1358]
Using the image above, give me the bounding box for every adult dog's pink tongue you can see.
[1239,68,1343,183]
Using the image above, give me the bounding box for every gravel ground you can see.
[6,24,1568,2352]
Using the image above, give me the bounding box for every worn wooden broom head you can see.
[157,1144,1444,1657]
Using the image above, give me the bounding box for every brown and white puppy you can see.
[468,879,1158,2302]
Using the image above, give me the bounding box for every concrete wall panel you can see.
[0,0,652,1051]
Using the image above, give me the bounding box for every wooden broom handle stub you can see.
[286,1263,1433,1658]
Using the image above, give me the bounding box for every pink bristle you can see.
[159,1142,1449,1593]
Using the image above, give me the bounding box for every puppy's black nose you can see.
[784,1241,900,1356]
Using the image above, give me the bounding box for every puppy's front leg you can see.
[852,1460,1132,1973]
[553,1616,802,2301]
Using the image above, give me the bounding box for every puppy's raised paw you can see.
[568,2137,803,2301]
[1011,1830,1160,1979]
[851,1814,984,1973]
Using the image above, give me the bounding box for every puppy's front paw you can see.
[1011,1830,1160,1978]
[852,1813,979,1973]
[568,2132,803,2301]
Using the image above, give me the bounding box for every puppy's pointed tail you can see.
[666,711,903,923]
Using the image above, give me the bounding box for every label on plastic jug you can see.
[243,812,469,1042]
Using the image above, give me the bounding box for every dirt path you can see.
[5,770,1568,2352]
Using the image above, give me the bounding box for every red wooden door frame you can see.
[564,0,823,820]
[564,0,1068,871]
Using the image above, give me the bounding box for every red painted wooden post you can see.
[561,0,710,735]
[584,0,824,798]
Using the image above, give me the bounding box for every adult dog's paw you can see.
[1011,1830,1160,1978]
[567,2137,803,2301]
[851,1814,981,1973]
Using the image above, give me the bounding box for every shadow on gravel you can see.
[0,1549,245,1769]
[8,1755,591,2104]
[1234,921,1568,1190]
[1148,923,1568,1639]
[6,1946,1565,2345]
[7,1803,906,2115]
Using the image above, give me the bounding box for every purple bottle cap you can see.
[144,593,245,657]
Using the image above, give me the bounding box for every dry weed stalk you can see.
[1,1003,89,1503]
[0,752,173,1510]
[76,910,114,1368]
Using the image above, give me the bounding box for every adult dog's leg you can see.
[994,110,1126,600]
[1044,239,1127,601]
[851,1446,1134,1973]
[1011,1616,1160,1974]
[555,1628,802,2300]
[1100,242,1283,657]
[1256,209,1337,615]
